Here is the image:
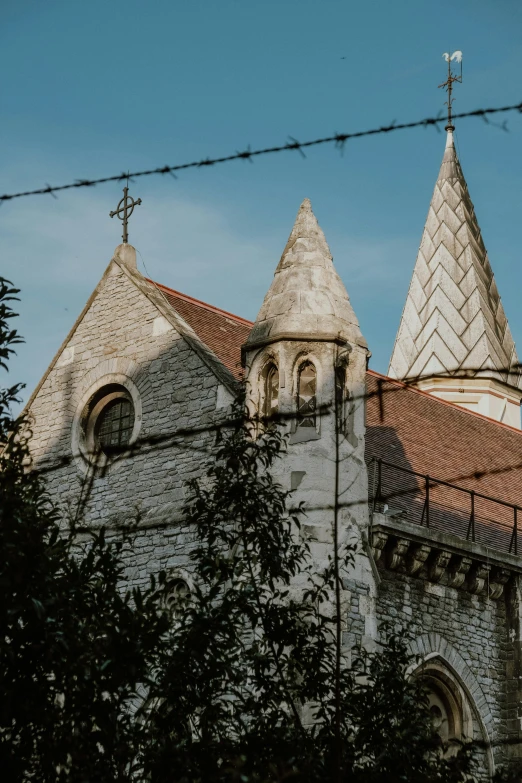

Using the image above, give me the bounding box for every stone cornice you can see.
[371,512,521,599]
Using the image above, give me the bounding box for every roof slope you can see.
[366,371,522,551]
[149,280,252,380]
[388,131,521,390]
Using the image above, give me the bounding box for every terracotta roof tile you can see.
[366,371,522,553]
[148,280,252,380]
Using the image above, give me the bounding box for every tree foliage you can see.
[142,403,483,783]
[0,279,168,781]
[0,278,515,782]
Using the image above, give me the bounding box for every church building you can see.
[24,119,522,777]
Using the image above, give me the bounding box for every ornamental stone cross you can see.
[110,186,142,244]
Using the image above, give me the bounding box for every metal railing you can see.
[369,457,521,556]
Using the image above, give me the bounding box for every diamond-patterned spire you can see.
[389,131,522,391]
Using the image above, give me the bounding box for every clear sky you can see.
[1,0,521,404]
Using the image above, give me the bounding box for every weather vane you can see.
[109,181,142,244]
[439,51,463,131]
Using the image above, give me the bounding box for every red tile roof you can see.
[366,371,522,552]
[148,280,252,380]
[153,282,522,553]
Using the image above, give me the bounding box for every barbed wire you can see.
[29,375,522,542]
[1,101,521,203]
[30,364,522,481]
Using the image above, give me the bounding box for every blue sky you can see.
[1,0,521,403]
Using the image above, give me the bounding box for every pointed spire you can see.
[246,199,365,347]
[389,130,522,393]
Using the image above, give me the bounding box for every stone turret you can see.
[389,130,522,427]
[244,199,375,632]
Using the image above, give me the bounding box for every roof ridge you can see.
[367,368,522,436]
[147,279,254,327]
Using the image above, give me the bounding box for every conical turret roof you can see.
[389,131,522,390]
[246,199,365,347]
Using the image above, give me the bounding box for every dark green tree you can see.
[141,397,489,782]
[1,278,515,782]
[0,279,168,782]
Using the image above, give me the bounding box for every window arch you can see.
[264,363,279,418]
[162,578,191,619]
[415,664,473,757]
[82,384,136,457]
[297,362,317,428]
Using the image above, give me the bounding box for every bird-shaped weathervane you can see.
[439,51,463,131]
[443,50,463,64]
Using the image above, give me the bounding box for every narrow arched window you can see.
[163,578,190,619]
[297,362,317,428]
[265,364,279,417]
[335,365,346,429]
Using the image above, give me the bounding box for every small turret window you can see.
[265,364,279,417]
[335,365,346,429]
[297,362,317,428]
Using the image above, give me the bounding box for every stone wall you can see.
[371,557,511,778]
[27,258,232,589]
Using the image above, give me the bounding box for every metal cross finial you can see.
[109,184,142,244]
[439,51,463,131]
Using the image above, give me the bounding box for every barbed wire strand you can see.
[30,386,522,542]
[1,101,521,203]
[30,364,522,480]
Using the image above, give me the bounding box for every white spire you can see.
[246,199,365,347]
[389,130,522,425]
[390,130,521,388]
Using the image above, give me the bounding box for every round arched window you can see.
[95,396,134,452]
[83,384,135,457]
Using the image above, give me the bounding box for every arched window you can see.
[95,396,134,452]
[297,362,317,428]
[82,383,135,457]
[264,364,279,417]
[417,668,469,757]
[335,365,346,424]
[163,578,190,618]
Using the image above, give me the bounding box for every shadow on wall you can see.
[26,325,232,566]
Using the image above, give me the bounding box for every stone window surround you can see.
[248,347,324,442]
[407,637,494,775]
[261,359,279,418]
[415,660,472,745]
[162,567,196,620]
[289,351,322,444]
[71,372,142,474]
